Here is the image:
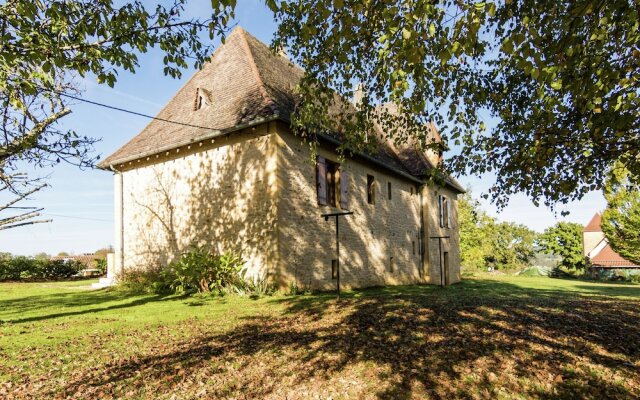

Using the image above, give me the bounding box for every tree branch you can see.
[0,218,51,231]
[0,107,71,162]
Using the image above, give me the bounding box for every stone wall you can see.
[116,123,279,280]
[422,185,461,285]
[113,121,461,290]
[274,125,459,290]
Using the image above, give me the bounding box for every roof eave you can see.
[97,114,282,170]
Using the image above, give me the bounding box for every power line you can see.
[43,213,111,222]
[48,89,219,131]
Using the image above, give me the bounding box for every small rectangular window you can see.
[389,257,394,273]
[331,259,338,279]
[410,186,414,195]
[412,241,416,255]
[367,175,375,204]
[316,157,341,208]
[388,182,392,200]
[439,194,451,228]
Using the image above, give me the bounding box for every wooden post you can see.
[322,211,354,299]
[430,235,450,288]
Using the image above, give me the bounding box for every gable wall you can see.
[274,125,424,290]
[116,123,279,280]
[422,185,461,285]
[583,231,605,257]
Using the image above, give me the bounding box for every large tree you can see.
[538,222,585,270]
[458,191,493,270]
[458,191,536,270]
[601,162,640,264]
[0,0,235,228]
[268,0,640,209]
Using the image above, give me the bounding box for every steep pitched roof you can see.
[100,27,300,167]
[584,213,640,267]
[590,242,640,267]
[583,212,602,232]
[100,27,464,193]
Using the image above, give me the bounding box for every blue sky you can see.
[1,1,605,256]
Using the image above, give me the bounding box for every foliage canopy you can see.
[538,222,586,270]
[458,192,536,270]
[601,162,640,265]
[268,0,640,208]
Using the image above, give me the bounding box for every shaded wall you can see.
[275,127,424,290]
[422,185,461,285]
[118,124,278,280]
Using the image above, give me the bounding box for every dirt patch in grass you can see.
[1,278,639,399]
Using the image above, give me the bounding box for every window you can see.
[195,88,209,110]
[387,181,392,200]
[316,156,349,208]
[410,186,414,196]
[389,256,394,272]
[331,259,338,279]
[439,194,451,228]
[367,175,375,204]
[326,160,339,207]
[412,241,416,255]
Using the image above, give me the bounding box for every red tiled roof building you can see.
[583,212,639,268]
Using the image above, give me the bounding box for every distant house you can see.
[583,213,639,274]
[50,254,102,269]
[99,27,464,290]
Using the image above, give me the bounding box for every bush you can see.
[227,274,276,297]
[95,258,107,275]
[117,248,275,297]
[0,256,83,281]
[37,259,84,279]
[171,246,243,294]
[117,266,175,294]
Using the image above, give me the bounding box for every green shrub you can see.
[37,260,83,279]
[95,258,107,275]
[227,274,276,297]
[170,246,243,294]
[0,256,83,281]
[117,266,175,294]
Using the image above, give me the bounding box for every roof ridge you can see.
[237,28,277,113]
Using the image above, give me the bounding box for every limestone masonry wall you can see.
[275,126,425,290]
[117,123,278,280]
[114,121,460,289]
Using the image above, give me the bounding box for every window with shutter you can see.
[438,195,444,228]
[439,194,450,228]
[446,196,451,228]
[367,175,375,204]
[340,170,349,209]
[316,156,327,205]
[317,156,341,208]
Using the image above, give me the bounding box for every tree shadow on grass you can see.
[55,279,640,399]
[0,289,180,325]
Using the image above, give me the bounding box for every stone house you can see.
[99,27,464,290]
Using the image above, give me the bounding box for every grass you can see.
[1,276,639,399]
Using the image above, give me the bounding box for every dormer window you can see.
[195,88,210,110]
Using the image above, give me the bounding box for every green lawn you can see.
[1,276,639,399]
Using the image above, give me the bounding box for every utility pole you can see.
[321,211,354,299]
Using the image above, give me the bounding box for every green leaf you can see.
[487,3,497,17]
